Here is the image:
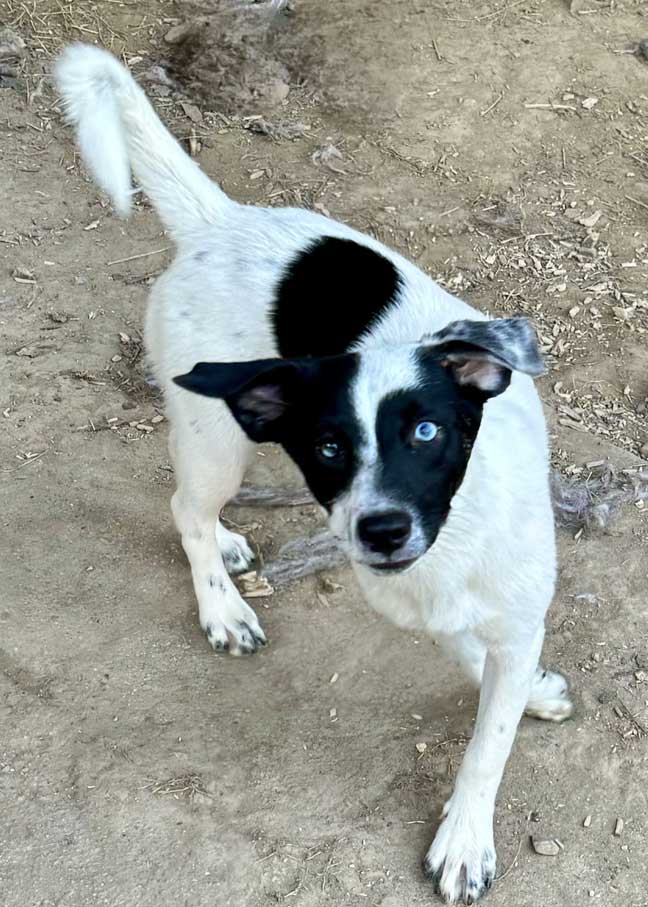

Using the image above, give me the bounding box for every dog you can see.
[56,44,573,905]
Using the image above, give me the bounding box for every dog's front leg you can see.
[424,627,545,904]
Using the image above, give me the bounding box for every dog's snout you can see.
[357,510,413,555]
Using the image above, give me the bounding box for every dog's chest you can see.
[353,557,493,638]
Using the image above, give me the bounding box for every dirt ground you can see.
[1,1,647,905]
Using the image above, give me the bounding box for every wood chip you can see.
[237,571,274,598]
[12,267,36,283]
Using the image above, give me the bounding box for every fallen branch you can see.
[232,484,313,508]
[235,465,648,586]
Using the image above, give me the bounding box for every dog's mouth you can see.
[367,557,418,575]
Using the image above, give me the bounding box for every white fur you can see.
[57,45,573,903]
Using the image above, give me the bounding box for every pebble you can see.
[583,815,592,828]
[0,28,26,61]
[531,837,561,856]
[614,817,624,837]
[164,21,198,44]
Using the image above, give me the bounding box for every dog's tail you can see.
[55,44,230,242]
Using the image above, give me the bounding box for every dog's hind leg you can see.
[439,631,573,722]
[169,402,266,655]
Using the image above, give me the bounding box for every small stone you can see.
[265,78,290,106]
[111,354,122,363]
[164,21,197,44]
[151,414,165,424]
[329,707,337,720]
[578,209,603,229]
[614,817,624,837]
[531,837,560,856]
[581,97,599,110]
[180,101,203,125]
[583,815,592,828]
[415,742,427,754]
[329,672,339,684]
[0,28,26,61]
[140,64,175,88]
[411,713,423,721]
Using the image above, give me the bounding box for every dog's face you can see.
[175,318,543,574]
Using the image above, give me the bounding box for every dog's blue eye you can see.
[317,440,341,461]
[414,421,438,442]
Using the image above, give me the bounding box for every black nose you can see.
[357,510,413,555]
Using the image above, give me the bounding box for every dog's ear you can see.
[173,358,310,442]
[423,317,544,399]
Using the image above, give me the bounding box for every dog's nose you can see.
[357,510,412,555]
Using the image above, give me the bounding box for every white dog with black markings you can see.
[57,44,573,905]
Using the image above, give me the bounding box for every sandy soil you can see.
[1,2,647,905]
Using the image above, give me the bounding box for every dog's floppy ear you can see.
[173,358,309,442]
[424,316,544,399]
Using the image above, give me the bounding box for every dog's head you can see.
[174,317,543,574]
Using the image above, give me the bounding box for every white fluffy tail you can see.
[55,44,230,241]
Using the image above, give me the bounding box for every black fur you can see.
[373,350,484,551]
[175,354,364,510]
[272,237,401,358]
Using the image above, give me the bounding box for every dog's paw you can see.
[525,668,573,722]
[217,525,255,575]
[423,804,496,905]
[202,592,266,656]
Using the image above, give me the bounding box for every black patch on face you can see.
[374,349,485,549]
[272,237,401,358]
[174,354,364,510]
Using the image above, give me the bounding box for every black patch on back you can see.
[374,350,485,548]
[272,237,401,358]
